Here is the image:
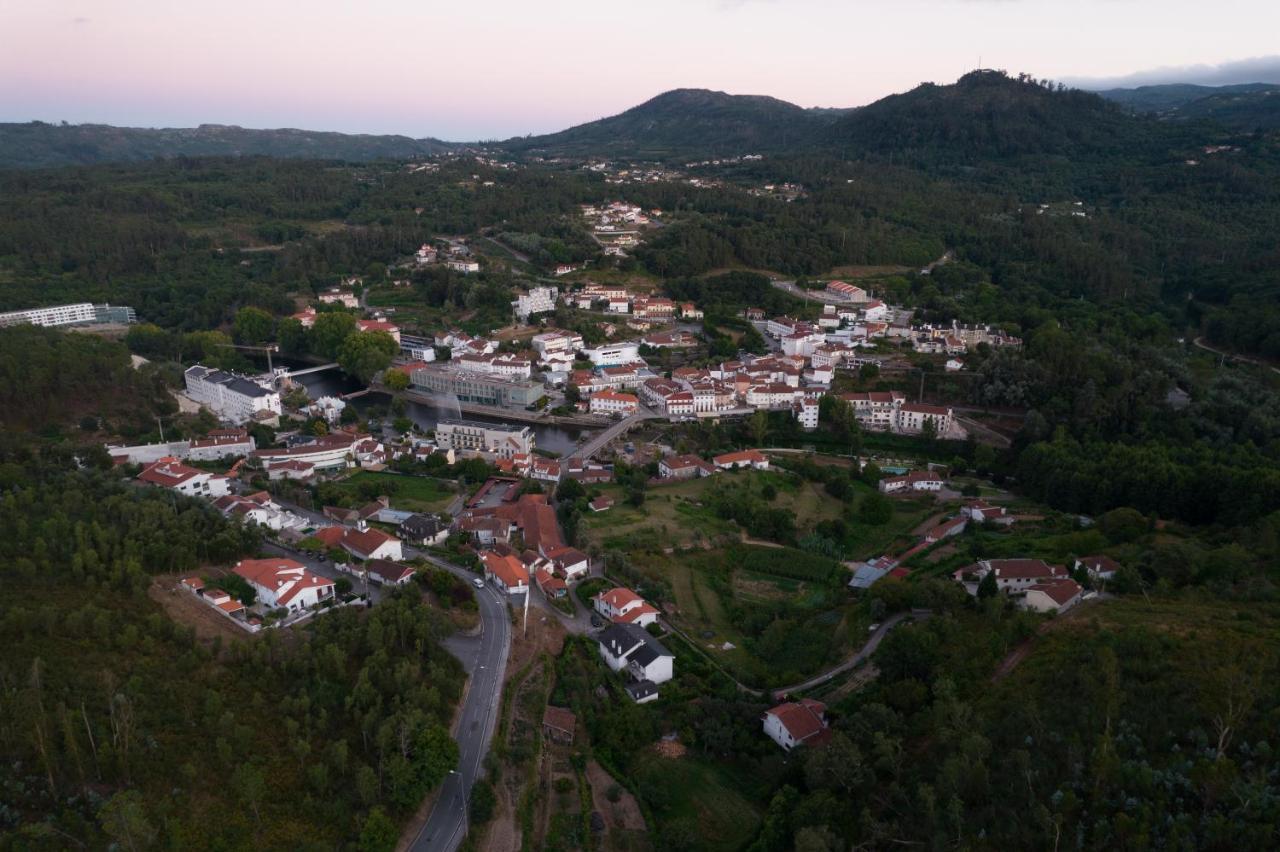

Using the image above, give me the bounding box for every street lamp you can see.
[449,769,469,837]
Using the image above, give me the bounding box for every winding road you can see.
[770,609,928,700]
[408,550,511,852]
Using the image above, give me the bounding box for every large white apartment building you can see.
[184,365,282,425]
[0,302,136,328]
[582,342,640,366]
[435,419,535,458]
[513,286,558,321]
[531,330,584,361]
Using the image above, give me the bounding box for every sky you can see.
[3,0,1280,140]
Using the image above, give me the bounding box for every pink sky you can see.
[3,0,1279,139]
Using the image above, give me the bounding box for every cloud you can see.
[1066,55,1280,90]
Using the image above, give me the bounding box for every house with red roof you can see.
[924,515,968,543]
[481,551,529,594]
[312,523,403,562]
[365,559,416,587]
[137,457,230,498]
[658,454,716,481]
[762,699,830,751]
[233,558,335,612]
[713,449,769,471]
[543,545,590,582]
[956,558,1068,592]
[535,568,568,598]
[593,587,659,627]
[1022,578,1084,614]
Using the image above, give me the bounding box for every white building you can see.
[825,281,867,303]
[455,353,534,378]
[531,330,584,361]
[878,470,945,493]
[762,699,829,751]
[582,342,641,367]
[589,391,639,416]
[318,289,359,308]
[184,365,282,425]
[596,623,674,702]
[252,432,364,472]
[1022,578,1084,614]
[0,302,137,328]
[794,395,820,430]
[446,259,480,274]
[233,558,335,612]
[137,458,231,498]
[435,419,535,458]
[513,286,557,321]
[593,587,660,627]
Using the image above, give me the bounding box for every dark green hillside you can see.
[826,70,1161,161]
[0,121,456,170]
[1175,88,1280,130]
[502,88,829,159]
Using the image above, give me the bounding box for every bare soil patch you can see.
[587,759,647,832]
[149,573,248,646]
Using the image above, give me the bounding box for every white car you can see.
[472,578,485,589]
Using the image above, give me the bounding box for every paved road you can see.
[770,610,927,701]
[408,548,511,852]
[1193,336,1280,376]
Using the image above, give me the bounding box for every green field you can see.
[632,753,762,852]
[332,470,456,512]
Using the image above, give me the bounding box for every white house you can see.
[713,449,770,471]
[233,558,335,612]
[1022,578,1084,614]
[959,559,1069,592]
[878,470,945,494]
[544,545,590,581]
[596,623,674,701]
[480,551,530,595]
[762,699,829,751]
[1075,555,1122,581]
[593,587,660,627]
[365,559,417,587]
[137,458,231,499]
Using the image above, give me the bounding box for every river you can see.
[264,358,589,457]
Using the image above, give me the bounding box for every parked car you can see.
[472,577,485,589]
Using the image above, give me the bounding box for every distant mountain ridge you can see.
[0,121,457,169]
[5,72,1279,171]
[500,88,845,159]
[1096,82,1280,129]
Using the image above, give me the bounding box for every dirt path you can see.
[991,600,1099,682]
[586,760,646,833]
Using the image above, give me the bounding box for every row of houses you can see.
[656,448,770,481]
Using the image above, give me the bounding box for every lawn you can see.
[332,470,456,512]
[632,752,762,852]
[578,470,849,552]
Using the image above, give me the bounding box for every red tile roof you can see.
[768,699,828,743]
[481,551,529,588]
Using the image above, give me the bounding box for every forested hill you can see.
[1097,83,1280,130]
[824,70,1164,161]
[499,88,841,160]
[0,121,457,169]
[1096,82,1280,113]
